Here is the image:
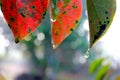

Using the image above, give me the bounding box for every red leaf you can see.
[1,0,48,43]
[50,0,82,48]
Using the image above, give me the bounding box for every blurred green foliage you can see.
[89,58,104,74]
[89,58,111,80]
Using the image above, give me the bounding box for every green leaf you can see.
[87,0,116,47]
[96,64,110,80]
[89,58,104,74]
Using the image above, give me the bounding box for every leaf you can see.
[0,0,48,43]
[96,64,110,80]
[87,0,116,47]
[50,0,82,49]
[89,58,104,74]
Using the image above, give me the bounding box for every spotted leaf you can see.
[0,0,48,43]
[87,0,116,47]
[50,0,82,48]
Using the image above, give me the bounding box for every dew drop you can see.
[53,44,56,49]
[53,44,57,49]
[83,48,90,59]
[84,54,89,58]
[50,18,56,22]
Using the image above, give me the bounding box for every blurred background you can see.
[0,0,120,80]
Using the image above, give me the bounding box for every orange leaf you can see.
[50,0,82,48]
[1,0,48,43]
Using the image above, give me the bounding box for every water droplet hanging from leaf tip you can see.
[53,44,57,49]
[83,48,90,59]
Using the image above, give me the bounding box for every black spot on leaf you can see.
[8,24,11,28]
[43,12,46,17]
[62,11,66,14]
[106,17,109,19]
[100,24,106,30]
[18,8,27,18]
[10,16,15,22]
[94,24,107,41]
[70,28,74,31]
[75,20,78,24]
[104,21,106,24]
[10,6,13,10]
[27,28,32,33]
[55,30,59,36]
[72,5,77,9]
[21,13,26,18]
[42,12,46,19]
[94,34,99,40]
[31,5,36,9]
[107,21,110,24]
[99,21,102,25]
[105,11,108,14]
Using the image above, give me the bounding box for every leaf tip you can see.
[15,37,20,43]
